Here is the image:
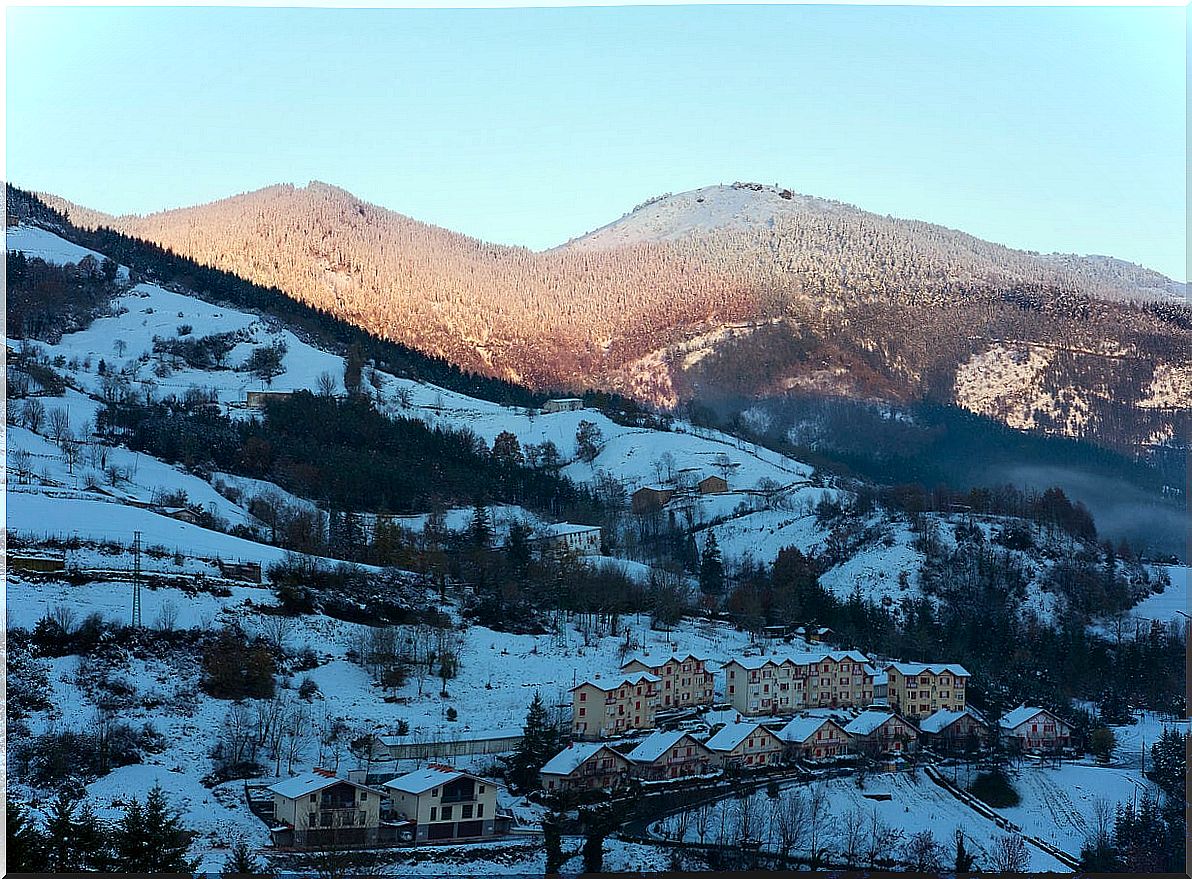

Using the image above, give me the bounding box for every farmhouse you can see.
[631,486,676,515]
[540,742,634,792]
[571,672,661,739]
[884,662,970,719]
[843,710,919,757]
[383,767,503,842]
[156,506,201,524]
[723,650,878,716]
[267,770,384,847]
[7,553,66,574]
[529,523,602,557]
[918,707,987,753]
[775,715,851,760]
[542,398,585,413]
[620,653,715,710]
[246,390,294,408]
[628,730,717,780]
[999,706,1073,753]
[216,559,263,583]
[705,721,784,769]
[697,474,729,494]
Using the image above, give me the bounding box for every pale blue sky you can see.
[6,5,1187,279]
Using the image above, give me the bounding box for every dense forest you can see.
[31,181,1190,458]
[102,391,602,521]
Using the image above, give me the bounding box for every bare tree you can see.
[989,833,1030,872]
[154,600,180,632]
[865,808,902,868]
[257,613,297,655]
[694,799,715,845]
[774,787,807,858]
[806,783,828,868]
[48,408,71,446]
[22,398,46,433]
[841,806,867,867]
[49,604,78,634]
[316,371,338,397]
[902,829,944,872]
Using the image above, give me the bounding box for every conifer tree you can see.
[699,531,725,595]
[502,691,562,792]
[6,799,48,872]
[469,501,492,549]
[222,835,271,878]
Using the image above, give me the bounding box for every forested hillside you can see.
[34,181,1191,459]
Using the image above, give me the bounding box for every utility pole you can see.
[132,530,143,628]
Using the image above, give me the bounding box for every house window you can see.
[433,788,439,797]
[360,792,368,800]
[477,804,484,817]
[442,806,453,821]
[479,785,485,793]
[310,794,318,804]
[462,804,473,819]
[580,692,587,701]
[431,807,437,821]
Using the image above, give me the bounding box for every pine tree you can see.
[502,691,562,792]
[543,810,566,875]
[468,501,492,549]
[222,835,271,878]
[146,783,199,873]
[1148,727,1187,799]
[113,795,152,872]
[699,531,725,595]
[44,792,110,872]
[6,798,48,872]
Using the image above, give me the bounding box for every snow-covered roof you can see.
[629,730,705,764]
[269,771,366,799]
[620,652,708,670]
[1000,706,1061,730]
[844,710,899,736]
[887,662,970,677]
[705,722,772,753]
[572,671,660,692]
[777,716,841,744]
[383,767,469,794]
[540,742,622,776]
[919,707,980,734]
[727,649,870,671]
[539,522,601,537]
[546,398,584,403]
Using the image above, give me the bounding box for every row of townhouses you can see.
[542,704,1073,792]
[569,650,973,741]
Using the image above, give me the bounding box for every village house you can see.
[155,505,201,524]
[216,559,263,583]
[267,770,384,847]
[843,710,920,758]
[631,486,675,515]
[628,730,717,780]
[723,650,878,716]
[529,523,602,557]
[571,672,661,739]
[541,398,585,413]
[7,553,67,574]
[383,766,503,843]
[540,742,634,792]
[697,474,729,494]
[774,715,851,760]
[246,390,294,408]
[918,707,987,754]
[705,721,784,769]
[998,706,1073,753]
[884,662,970,719]
[620,653,715,710]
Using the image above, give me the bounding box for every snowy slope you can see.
[7,223,131,281]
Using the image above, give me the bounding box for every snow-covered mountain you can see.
[27,181,1190,460]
